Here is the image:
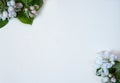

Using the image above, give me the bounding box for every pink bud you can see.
[34,5,39,9]
[16,3,23,9]
[29,13,34,18]
[31,10,37,15]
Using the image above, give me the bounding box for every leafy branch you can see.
[0,0,43,28]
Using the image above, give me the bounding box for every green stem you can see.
[2,0,6,10]
[2,0,6,6]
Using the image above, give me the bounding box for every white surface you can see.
[0,0,120,83]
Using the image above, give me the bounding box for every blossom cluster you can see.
[0,0,40,21]
[95,51,118,83]
[0,0,43,28]
[24,4,40,18]
[0,0,23,20]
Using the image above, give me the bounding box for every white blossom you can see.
[103,51,110,59]
[95,51,118,83]
[103,68,109,75]
[0,11,9,21]
[102,77,109,83]
[8,11,16,18]
[1,16,6,21]
[8,6,14,12]
[110,54,117,62]
[2,11,8,18]
[10,0,15,6]
[111,77,116,83]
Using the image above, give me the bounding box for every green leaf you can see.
[115,70,120,79]
[0,1,3,7]
[113,61,120,69]
[116,81,120,83]
[112,61,120,80]
[0,19,9,28]
[31,0,43,6]
[17,12,34,25]
[109,68,116,74]
[116,80,120,83]
[0,1,4,12]
[21,0,33,4]
[96,68,102,76]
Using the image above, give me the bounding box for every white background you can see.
[0,0,120,83]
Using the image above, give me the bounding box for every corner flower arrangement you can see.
[95,51,120,83]
[0,0,43,28]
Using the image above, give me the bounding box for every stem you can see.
[2,0,6,6]
[2,0,6,10]
[115,69,120,74]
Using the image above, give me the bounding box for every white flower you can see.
[106,63,112,68]
[110,54,117,62]
[2,11,8,18]
[96,55,103,65]
[95,64,101,69]
[101,63,107,69]
[1,16,6,21]
[12,12,17,17]
[103,51,110,59]
[95,51,118,83]
[111,77,116,83]
[102,77,109,83]
[96,59,103,66]
[8,6,14,12]
[8,11,16,18]
[1,11,8,20]
[10,0,15,6]
[103,68,109,75]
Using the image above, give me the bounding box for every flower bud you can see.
[29,13,34,18]
[111,77,116,82]
[31,10,37,15]
[7,2,11,6]
[34,5,39,9]
[108,74,112,77]
[30,6,35,10]
[16,3,23,9]
[24,8,28,12]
